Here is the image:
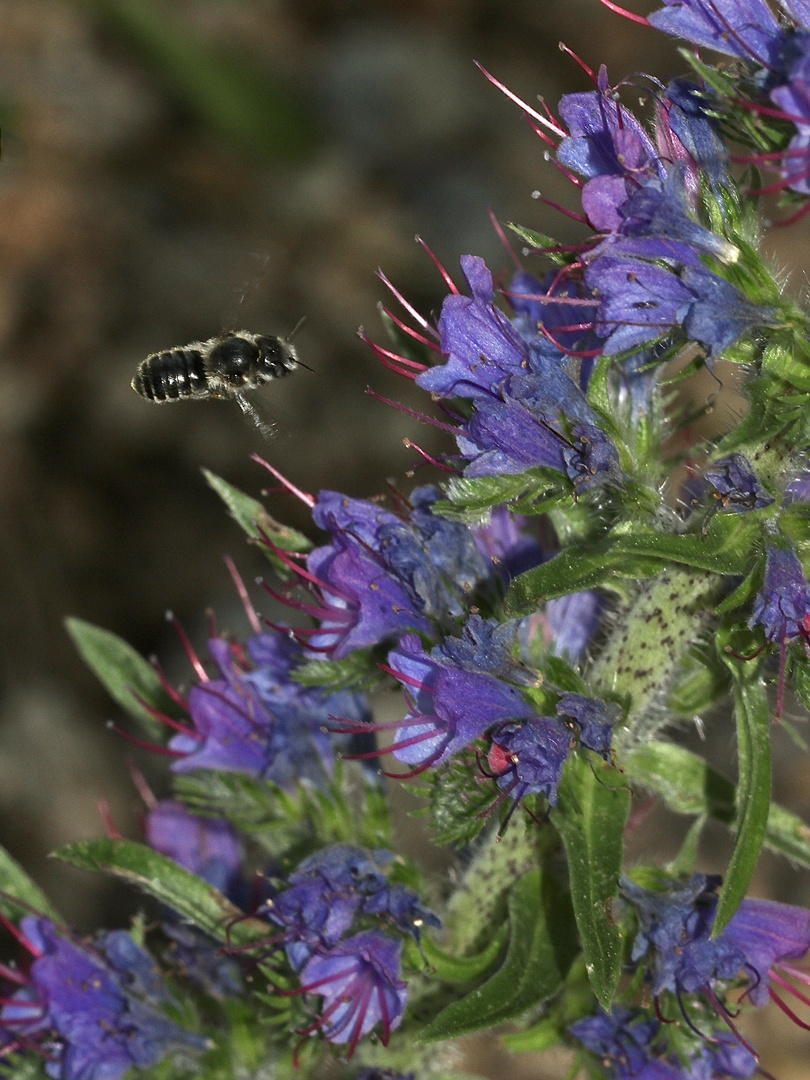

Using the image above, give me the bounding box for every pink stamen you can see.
[224,555,262,634]
[149,656,189,711]
[360,332,423,379]
[771,968,810,1009]
[258,533,353,605]
[166,611,208,682]
[526,116,557,150]
[131,693,195,736]
[0,963,27,987]
[732,96,810,127]
[489,207,522,269]
[376,269,435,334]
[402,439,460,473]
[377,304,441,353]
[251,455,315,508]
[595,0,651,26]
[366,388,458,433]
[0,911,41,958]
[97,798,123,839]
[106,722,186,757]
[126,758,157,809]
[531,190,588,223]
[474,62,566,137]
[770,985,810,1030]
[415,235,459,293]
[540,325,603,358]
[381,743,444,778]
[379,662,429,691]
[508,289,598,308]
[260,579,352,623]
[558,42,597,82]
[775,199,810,227]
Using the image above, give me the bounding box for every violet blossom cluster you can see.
[7,2,810,1079]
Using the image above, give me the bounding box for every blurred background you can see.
[0,1,808,1076]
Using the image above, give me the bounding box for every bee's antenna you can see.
[287,315,307,342]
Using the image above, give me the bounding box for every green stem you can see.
[589,567,723,749]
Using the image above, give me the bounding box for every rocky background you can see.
[0,1,808,1076]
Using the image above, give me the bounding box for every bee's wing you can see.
[235,392,278,440]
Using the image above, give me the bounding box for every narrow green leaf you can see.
[203,469,312,574]
[420,869,577,1041]
[0,845,61,922]
[419,923,508,984]
[65,618,182,739]
[713,672,771,936]
[665,816,706,879]
[437,470,567,521]
[550,756,629,1009]
[608,516,757,576]
[625,742,735,820]
[626,742,810,868]
[507,223,569,265]
[53,839,267,948]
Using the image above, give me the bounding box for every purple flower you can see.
[569,1007,660,1076]
[265,846,391,971]
[569,1008,756,1079]
[487,717,571,806]
[168,632,369,785]
[362,883,442,946]
[657,80,730,200]
[416,256,528,401]
[722,897,810,1005]
[304,486,489,656]
[624,874,810,1013]
[584,251,773,359]
[470,505,545,580]
[385,633,537,772]
[519,590,604,665]
[750,545,810,642]
[603,171,739,264]
[144,799,243,896]
[557,65,665,231]
[623,875,746,997]
[0,917,206,1080]
[297,931,407,1056]
[647,0,785,66]
[704,453,775,512]
[556,692,617,759]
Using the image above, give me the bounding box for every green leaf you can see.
[65,618,182,740]
[420,869,577,1041]
[505,517,755,616]
[712,668,772,936]
[625,742,810,868]
[550,756,629,1010]
[667,647,731,717]
[419,923,508,984]
[507,222,569,266]
[0,844,61,922]
[665,815,706,878]
[436,470,568,521]
[608,516,757,576]
[53,839,267,948]
[203,469,312,574]
[293,652,383,693]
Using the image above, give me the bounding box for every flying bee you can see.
[131,326,303,436]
